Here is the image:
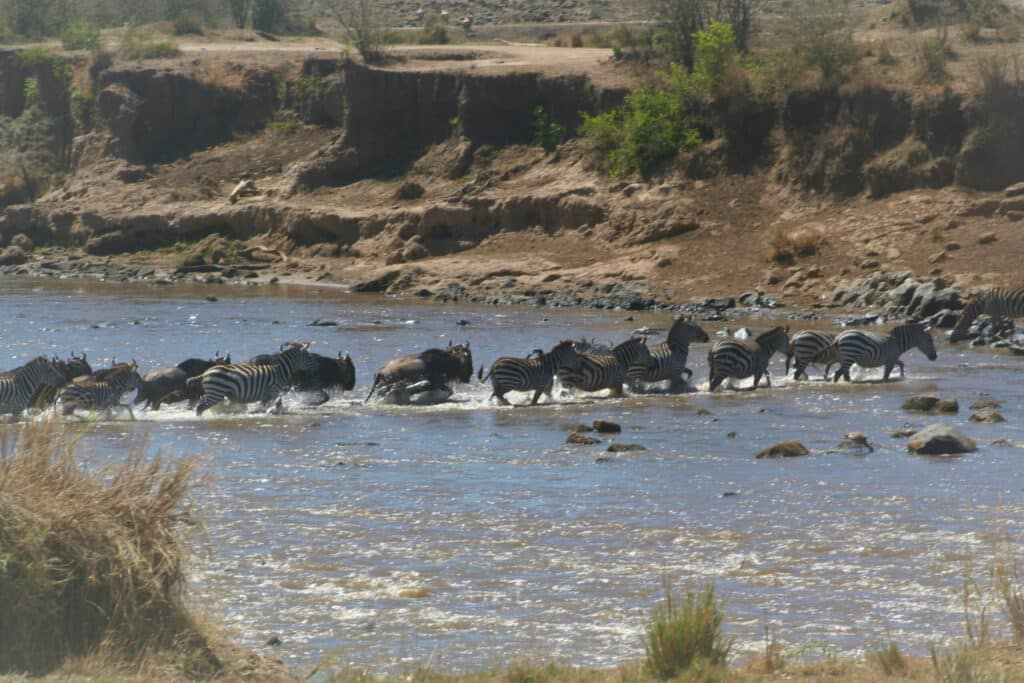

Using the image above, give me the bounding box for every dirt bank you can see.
[1,43,1023,323]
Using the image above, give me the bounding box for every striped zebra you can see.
[188,343,317,415]
[559,337,654,397]
[629,318,710,392]
[480,340,582,405]
[950,286,1024,342]
[0,357,66,418]
[708,326,791,391]
[831,322,937,382]
[57,363,142,416]
[786,330,840,381]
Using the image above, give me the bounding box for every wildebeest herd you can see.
[0,310,959,421]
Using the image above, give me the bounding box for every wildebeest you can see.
[135,353,231,410]
[365,342,473,404]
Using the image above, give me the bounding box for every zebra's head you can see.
[668,318,710,346]
[550,340,583,372]
[277,342,316,376]
[902,322,938,361]
[614,336,654,372]
[757,326,792,356]
[108,362,143,390]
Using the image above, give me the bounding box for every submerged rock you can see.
[901,395,959,413]
[907,425,977,455]
[837,433,874,452]
[757,441,810,458]
[607,443,646,453]
[567,432,600,445]
[592,420,622,434]
[970,399,1002,410]
[969,409,1005,424]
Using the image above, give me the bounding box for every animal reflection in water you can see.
[366,342,473,405]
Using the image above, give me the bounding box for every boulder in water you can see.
[969,409,1005,424]
[907,425,977,455]
[567,432,600,445]
[757,441,810,458]
[592,420,622,434]
[607,443,646,453]
[901,395,958,413]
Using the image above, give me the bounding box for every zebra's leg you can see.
[195,394,220,416]
[708,374,723,392]
[609,384,624,398]
[793,361,807,381]
[764,371,772,388]
[883,363,894,381]
[897,360,906,378]
[683,367,693,381]
[530,388,545,405]
[833,363,851,383]
[822,363,833,381]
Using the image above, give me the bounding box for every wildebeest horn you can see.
[448,339,453,347]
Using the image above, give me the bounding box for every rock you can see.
[566,423,593,432]
[969,409,1005,423]
[10,233,33,252]
[756,441,810,458]
[901,395,958,413]
[606,443,646,452]
[969,399,1002,410]
[594,456,613,463]
[309,318,338,327]
[907,424,977,455]
[959,199,1000,217]
[394,181,425,200]
[0,245,27,265]
[901,395,940,412]
[978,232,998,245]
[266,635,282,646]
[567,432,600,445]
[592,420,622,434]
[1005,181,1024,197]
[891,428,917,438]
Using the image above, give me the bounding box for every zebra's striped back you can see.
[708,326,791,391]
[559,337,652,395]
[58,364,141,415]
[631,319,709,387]
[788,330,839,380]
[0,357,65,416]
[950,286,1024,342]
[832,322,937,382]
[193,345,316,414]
[486,341,581,405]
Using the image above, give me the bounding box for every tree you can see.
[649,0,755,67]
[228,0,251,28]
[327,0,388,63]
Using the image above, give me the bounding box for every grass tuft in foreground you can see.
[644,580,730,680]
[0,419,215,677]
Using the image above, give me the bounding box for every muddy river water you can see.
[4,277,1023,674]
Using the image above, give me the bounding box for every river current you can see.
[3,277,1022,674]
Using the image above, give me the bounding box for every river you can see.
[3,277,1022,674]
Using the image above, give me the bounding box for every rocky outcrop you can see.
[80,63,278,165]
[756,441,810,458]
[285,61,623,192]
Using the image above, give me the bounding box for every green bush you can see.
[644,581,730,679]
[60,21,102,51]
[172,12,204,35]
[418,12,450,44]
[693,21,738,92]
[532,106,566,153]
[916,30,953,83]
[582,62,706,177]
[252,0,284,33]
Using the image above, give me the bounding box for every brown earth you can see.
[1,36,1023,314]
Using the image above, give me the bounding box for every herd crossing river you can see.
[6,277,1024,674]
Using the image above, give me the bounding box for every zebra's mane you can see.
[756,326,788,343]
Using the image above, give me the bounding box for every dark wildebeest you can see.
[135,353,232,410]
[246,349,355,406]
[365,342,473,404]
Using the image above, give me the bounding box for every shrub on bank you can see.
[0,419,213,675]
[644,581,730,679]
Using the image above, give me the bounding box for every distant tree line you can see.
[0,0,321,39]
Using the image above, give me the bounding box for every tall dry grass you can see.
[0,419,217,677]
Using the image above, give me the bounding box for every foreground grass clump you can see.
[645,581,730,679]
[0,419,215,676]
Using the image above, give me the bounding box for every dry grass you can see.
[0,419,216,677]
[766,227,821,264]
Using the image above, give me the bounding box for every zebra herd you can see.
[2,283,1022,417]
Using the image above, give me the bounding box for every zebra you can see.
[629,318,710,392]
[708,326,791,391]
[57,363,142,417]
[188,343,317,415]
[786,330,840,381]
[0,356,66,418]
[949,286,1024,342]
[831,322,937,382]
[480,340,582,405]
[558,337,654,397]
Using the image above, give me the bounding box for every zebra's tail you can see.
[784,349,793,374]
[477,365,492,383]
